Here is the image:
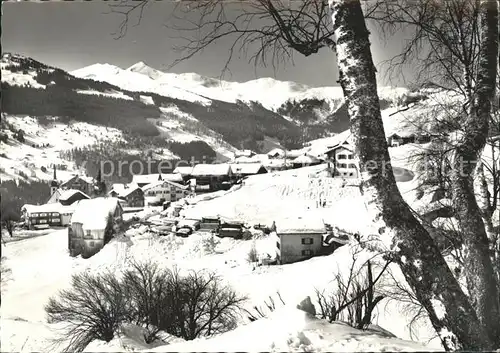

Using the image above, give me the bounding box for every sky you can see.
[2,1,414,87]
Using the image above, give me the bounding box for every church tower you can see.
[50,165,59,195]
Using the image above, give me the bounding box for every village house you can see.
[108,183,145,208]
[190,163,233,190]
[325,133,358,178]
[21,203,76,229]
[387,133,404,147]
[58,189,90,206]
[291,154,323,169]
[274,216,326,264]
[68,197,123,258]
[59,174,94,196]
[131,172,184,188]
[172,166,194,182]
[142,179,190,206]
[230,163,268,179]
[267,148,286,159]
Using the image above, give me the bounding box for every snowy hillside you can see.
[1,159,444,352]
[0,115,125,182]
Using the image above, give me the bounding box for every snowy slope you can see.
[0,115,125,182]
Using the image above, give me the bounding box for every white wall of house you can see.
[333,147,358,178]
[276,232,324,264]
[144,182,189,205]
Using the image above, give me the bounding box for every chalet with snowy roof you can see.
[131,173,184,188]
[387,133,404,147]
[230,163,268,178]
[131,173,163,188]
[190,163,233,190]
[274,216,326,264]
[21,203,76,229]
[108,183,144,208]
[267,148,286,159]
[142,180,190,206]
[325,133,358,178]
[58,189,90,206]
[60,174,94,196]
[69,197,123,258]
[172,166,194,182]
[291,154,323,169]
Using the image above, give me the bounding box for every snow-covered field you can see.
[1,161,444,352]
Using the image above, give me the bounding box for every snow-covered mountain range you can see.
[1,53,431,184]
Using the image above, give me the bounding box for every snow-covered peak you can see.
[127,61,164,80]
[70,63,123,79]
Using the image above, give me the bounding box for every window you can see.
[337,163,347,169]
[39,219,47,224]
[302,249,312,256]
[348,155,354,159]
[84,230,92,239]
[338,154,346,160]
[301,238,314,245]
[276,241,280,249]
[348,164,357,169]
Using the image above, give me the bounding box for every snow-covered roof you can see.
[131,174,163,185]
[173,166,194,175]
[59,189,90,202]
[267,148,286,157]
[109,183,142,198]
[234,149,255,158]
[292,154,322,164]
[276,216,326,234]
[22,203,76,215]
[230,163,267,175]
[325,132,354,154]
[142,179,187,192]
[60,174,94,186]
[71,197,122,230]
[191,163,232,177]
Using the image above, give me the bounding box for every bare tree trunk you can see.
[475,161,496,241]
[329,0,494,350]
[450,0,500,345]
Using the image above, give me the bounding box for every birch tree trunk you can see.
[329,0,495,349]
[450,0,500,345]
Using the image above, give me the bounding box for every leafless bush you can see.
[122,261,172,343]
[163,268,247,340]
[243,292,286,322]
[45,272,131,353]
[315,258,390,330]
[46,263,246,351]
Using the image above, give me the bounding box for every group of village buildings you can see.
[20,132,414,262]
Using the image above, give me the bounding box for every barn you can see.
[69,197,123,258]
